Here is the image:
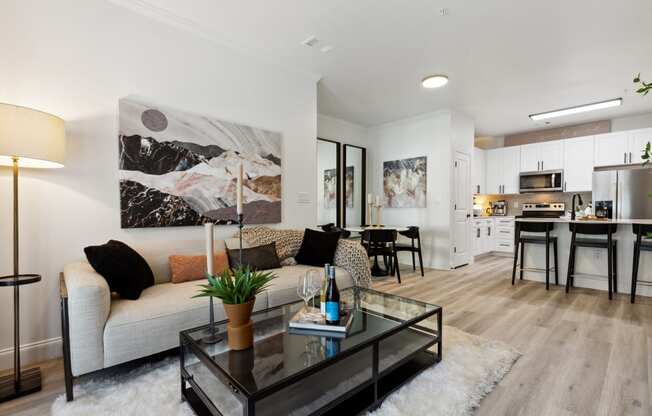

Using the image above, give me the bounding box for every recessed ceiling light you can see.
[529,98,622,121]
[422,75,449,89]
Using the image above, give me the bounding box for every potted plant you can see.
[194,266,276,350]
[634,73,652,165]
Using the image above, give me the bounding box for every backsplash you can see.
[474,191,592,216]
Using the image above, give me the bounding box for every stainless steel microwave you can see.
[519,169,563,193]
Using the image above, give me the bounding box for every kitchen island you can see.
[513,217,652,298]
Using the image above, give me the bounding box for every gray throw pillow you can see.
[227,242,281,270]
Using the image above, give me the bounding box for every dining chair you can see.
[395,226,424,276]
[362,229,400,283]
[320,223,351,239]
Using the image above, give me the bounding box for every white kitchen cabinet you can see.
[519,141,563,172]
[563,136,594,192]
[473,218,495,256]
[493,217,515,253]
[629,128,652,164]
[594,131,629,167]
[472,147,486,194]
[540,141,564,171]
[485,147,520,195]
[502,147,521,194]
[520,143,540,172]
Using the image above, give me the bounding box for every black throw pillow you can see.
[227,242,282,270]
[84,240,155,300]
[295,228,341,267]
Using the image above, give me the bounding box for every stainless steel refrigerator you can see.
[593,165,652,220]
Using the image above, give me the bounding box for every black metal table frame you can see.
[179,288,442,416]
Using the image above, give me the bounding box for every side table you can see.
[0,274,42,402]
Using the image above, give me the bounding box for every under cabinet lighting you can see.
[529,98,622,121]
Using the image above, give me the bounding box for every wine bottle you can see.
[320,264,330,315]
[325,266,340,324]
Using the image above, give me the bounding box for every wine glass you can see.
[297,272,316,312]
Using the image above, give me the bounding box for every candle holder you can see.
[202,222,222,345]
[238,213,244,265]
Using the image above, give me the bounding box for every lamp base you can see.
[0,367,41,403]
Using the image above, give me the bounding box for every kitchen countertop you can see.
[515,217,652,225]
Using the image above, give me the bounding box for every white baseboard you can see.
[0,337,62,370]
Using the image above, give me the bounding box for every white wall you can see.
[367,111,474,269]
[0,0,318,368]
[612,111,652,131]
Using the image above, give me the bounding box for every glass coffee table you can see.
[180,287,442,416]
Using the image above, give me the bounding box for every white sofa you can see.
[60,238,355,401]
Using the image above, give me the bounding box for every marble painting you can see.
[323,168,337,209]
[119,97,282,228]
[345,166,354,208]
[383,156,427,208]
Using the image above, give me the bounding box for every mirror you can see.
[317,138,341,226]
[343,144,366,227]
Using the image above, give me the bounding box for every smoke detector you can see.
[301,36,319,47]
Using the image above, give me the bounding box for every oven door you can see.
[519,170,563,193]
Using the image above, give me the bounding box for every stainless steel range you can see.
[521,202,565,218]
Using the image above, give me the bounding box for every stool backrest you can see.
[398,226,420,240]
[632,224,652,235]
[568,222,618,235]
[519,222,553,233]
[362,229,398,244]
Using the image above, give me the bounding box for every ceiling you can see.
[112,0,652,136]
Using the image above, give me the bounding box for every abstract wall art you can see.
[383,156,427,208]
[323,168,337,209]
[344,166,354,208]
[119,97,282,228]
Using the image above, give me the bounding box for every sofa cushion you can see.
[227,242,281,270]
[169,251,229,283]
[295,229,341,267]
[84,240,154,300]
[265,265,354,307]
[103,279,267,367]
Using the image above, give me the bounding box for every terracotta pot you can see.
[223,297,255,350]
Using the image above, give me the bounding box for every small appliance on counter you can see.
[520,202,566,218]
[491,200,507,216]
[594,200,613,219]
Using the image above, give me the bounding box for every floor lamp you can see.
[0,103,66,402]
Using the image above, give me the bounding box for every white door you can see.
[594,132,629,167]
[452,152,471,267]
[502,147,521,194]
[485,149,502,194]
[472,147,486,194]
[540,140,564,171]
[629,128,652,164]
[563,136,594,192]
[520,143,540,172]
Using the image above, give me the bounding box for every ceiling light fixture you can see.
[421,75,449,89]
[529,98,622,121]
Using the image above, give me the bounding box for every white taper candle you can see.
[236,161,244,215]
[204,223,214,276]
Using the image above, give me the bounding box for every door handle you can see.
[477,184,480,194]
[564,181,567,192]
[477,228,480,238]
[541,161,543,170]
[487,227,491,236]
[629,152,632,164]
[537,161,540,171]
[624,152,627,164]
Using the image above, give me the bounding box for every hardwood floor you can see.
[2,255,652,415]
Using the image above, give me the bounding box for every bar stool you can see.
[565,223,618,300]
[511,222,558,290]
[630,224,652,304]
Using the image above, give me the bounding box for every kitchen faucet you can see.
[571,194,584,220]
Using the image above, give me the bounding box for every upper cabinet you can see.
[472,147,486,194]
[594,131,629,167]
[563,136,594,192]
[594,128,652,167]
[519,141,564,172]
[485,147,521,194]
[629,129,652,164]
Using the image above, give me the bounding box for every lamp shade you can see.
[0,103,66,168]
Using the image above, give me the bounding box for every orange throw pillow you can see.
[169,251,229,284]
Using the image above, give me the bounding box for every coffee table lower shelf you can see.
[183,349,438,416]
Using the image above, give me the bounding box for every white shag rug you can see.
[52,326,520,416]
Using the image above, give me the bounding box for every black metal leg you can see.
[566,230,576,293]
[436,309,443,362]
[553,239,559,286]
[411,243,416,272]
[511,240,519,285]
[632,230,642,304]
[60,296,74,401]
[417,247,424,277]
[394,251,401,284]
[613,242,618,294]
[607,230,613,300]
[519,239,525,280]
[545,230,550,291]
